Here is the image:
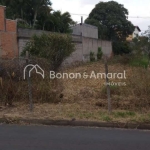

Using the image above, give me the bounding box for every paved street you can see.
[0,124,150,150]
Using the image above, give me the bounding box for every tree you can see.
[29,0,52,27]
[140,36,150,56]
[51,11,75,33]
[21,33,75,70]
[0,0,52,27]
[142,26,150,41]
[85,1,134,41]
[0,0,74,33]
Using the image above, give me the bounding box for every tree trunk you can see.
[33,10,38,27]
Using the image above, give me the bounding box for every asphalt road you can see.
[0,124,150,150]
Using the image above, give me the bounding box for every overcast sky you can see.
[52,0,150,33]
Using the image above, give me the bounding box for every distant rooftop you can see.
[135,26,141,32]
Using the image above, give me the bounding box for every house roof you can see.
[135,26,141,32]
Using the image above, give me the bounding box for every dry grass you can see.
[62,61,150,111]
[0,60,150,123]
[0,102,150,123]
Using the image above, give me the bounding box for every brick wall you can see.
[0,5,18,59]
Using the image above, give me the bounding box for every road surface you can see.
[0,124,150,150]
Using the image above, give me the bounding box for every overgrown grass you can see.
[0,58,63,106]
[129,55,149,69]
[113,111,136,118]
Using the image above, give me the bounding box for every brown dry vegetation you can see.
[0,59,150,123]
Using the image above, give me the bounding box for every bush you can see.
[97,47,103,60]
[21,33,75,70]
[90,52,95,62]
[113,41,132,55]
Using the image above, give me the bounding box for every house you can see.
[126,26,141,41]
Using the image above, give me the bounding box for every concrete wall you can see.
[82,37,112,62]
[18,28,112,66]
[0,6,18,58]
[71,24,98,39]
[62,43,83,66]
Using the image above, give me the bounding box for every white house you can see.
[127,26,141,41]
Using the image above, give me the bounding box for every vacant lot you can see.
[0,61,150,123]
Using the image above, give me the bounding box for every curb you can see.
[0,117,150,130]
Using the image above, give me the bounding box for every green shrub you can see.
[102,115,112,122]
[113,41,132,55]
[113,111,136,118]
[129,56,149,69]
[21,33,75,70]
[90,51,95,62]
[97,47,103,60]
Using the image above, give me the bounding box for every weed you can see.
[113,111,136,118]
[90,52,95,62]
[102,115,112,122]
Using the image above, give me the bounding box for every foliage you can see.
[0,0,52,25]
[129,34,150,68]
[37,11,75,33]
[90,52,95,62]
[0,0,75,33]
[142,25,150,41]
[85,1,134,41]
[21,33,75,70]
[129,55,149,69]
[140,26,150,61]
[112,41,132,55]
[97,47,103,60]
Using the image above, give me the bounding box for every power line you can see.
[129,16,150,19]
[70,13,88,16]
[70,13,150,19]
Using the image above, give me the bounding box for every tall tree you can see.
[85,1,134,41]
[0,0,52,27]
[29,0,52,27]
[52,11,75,33]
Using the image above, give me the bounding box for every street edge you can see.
[0,117,150,130]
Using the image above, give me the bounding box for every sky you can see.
[52,0,150,33]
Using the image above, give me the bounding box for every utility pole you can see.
[26,51,33,112]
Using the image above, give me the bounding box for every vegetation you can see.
[0,0,75,33]
[90,52,95,62]
[97,47,103,60]
[85,1,134,55]
[1,61,150,123]
[129,55,149,69]
[1,0,150,124]
[85,1,134,41]
[112,41,132,55]
[21,33,75,70]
